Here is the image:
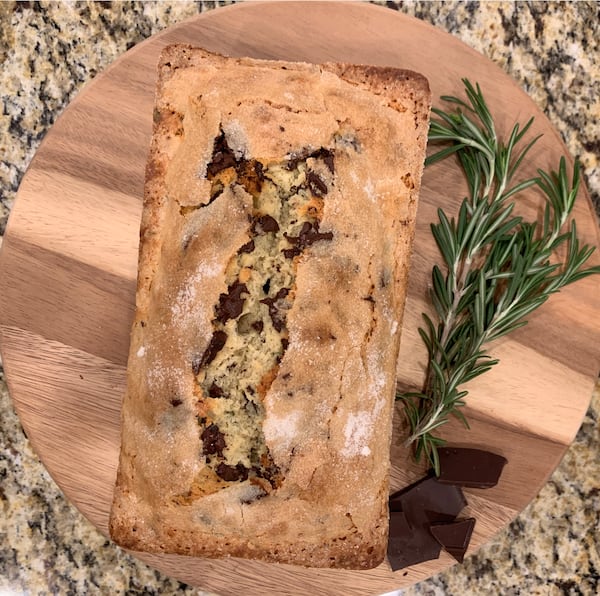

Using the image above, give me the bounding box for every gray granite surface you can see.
[0,1,599,594]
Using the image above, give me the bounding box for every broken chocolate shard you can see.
[430,518,476,563]
[206,131,238,178]
[307,171,328,196]
[389,475,467,526]
[208,382,227,399]
[253,214,280,234]
[199,330,228,368]
[260,288,290,332]
[216,462,249,482]
[215,281,248,323]
[283,221,333,258]
[430,517,475,550]
[238,239,255,254]
[316,148,335,174]
[387,476,467,570]
[283,246,302,259]
[437,447,507,488]
[387,511,442,571]
[201,423,226,457]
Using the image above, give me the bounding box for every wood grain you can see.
[1,3,599,594]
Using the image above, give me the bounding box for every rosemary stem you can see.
[397,80,600,474]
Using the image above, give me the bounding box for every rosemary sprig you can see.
[397,79,600,475]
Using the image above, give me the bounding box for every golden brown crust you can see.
[109,45,430,570]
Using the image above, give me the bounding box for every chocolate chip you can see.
[254,161,264,182]
[437,448,508,488]
[208,382,226,398]
[251,320,264,333]
[206,131,237,178]
[429,518,476,563]
[286,147,335,173]
[239,239,255,254]
[320,149,335,174]
[307,171,328,196]
[199,330,227,368]
[216,462,248,482]
[284,221,333,258]
[253,215,279,234]
[283,246,302,259]
[215,281,248,323]
[201,423,226,457]
[260,288,290,332]
[170,398,183,407]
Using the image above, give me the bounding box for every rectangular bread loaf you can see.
[109,45,430,570]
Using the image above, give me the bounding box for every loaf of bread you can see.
[109,45,430,570]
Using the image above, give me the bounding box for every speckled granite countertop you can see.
[0,1,599,594]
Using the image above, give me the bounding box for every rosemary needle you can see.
[397,79,600,475]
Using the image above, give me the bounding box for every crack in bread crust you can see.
[187,133,335,498]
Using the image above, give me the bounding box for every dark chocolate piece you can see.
[238,239,255,254]
[387,511,442,571]
[282,246,302,259]
[286,147,334,173]
[387,476,467,570]
[307,171,328,196]
[170,398,183,407]
[201,423,226,457]
[216,462,249,482]
[389,475,467,524]
[260,288,290,332]
[437,447,507,488]
[253,214,280,234]
[199,330,228,368]
[208,382,226,399]
[317,148,335,174]
[215,281,248,323]
[283,221,333,258]
[206,131,238,178]
[430,518,476,563]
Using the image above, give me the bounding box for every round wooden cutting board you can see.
[1,3,599,594]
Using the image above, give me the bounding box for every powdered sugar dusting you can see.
[222,119,249,159]
[341,348,388,457]
[341,411,372,457]
[136,346,146,358]
[363,179,376,202]
[263,411,300,448]
[171,257,221,326]
[147,364,184,393]
[367,348,386,400]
